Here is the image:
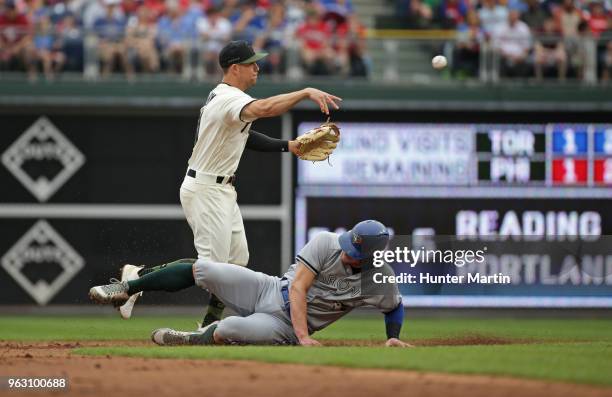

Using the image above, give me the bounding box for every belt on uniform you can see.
[187,168,236,185]
[280,277,291,317]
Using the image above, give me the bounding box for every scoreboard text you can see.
[476,124,611,186]
[298,123,612,188]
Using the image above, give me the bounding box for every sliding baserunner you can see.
[89,220,410,347]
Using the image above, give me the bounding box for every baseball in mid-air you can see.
[432,55,447,70]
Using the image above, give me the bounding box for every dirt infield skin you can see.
[1,341,611,397]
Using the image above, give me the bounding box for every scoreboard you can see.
[478,124,612,186]
[476,125,546,184]
[298,122,612,189]
[295,122,612,308]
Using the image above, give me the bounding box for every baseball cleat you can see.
[88,279,130,306]
[118,264,144,319]
[153,321,219,346]
[193,321,220,344]
[151,328,194,346]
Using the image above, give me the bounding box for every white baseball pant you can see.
[180,175,249,266]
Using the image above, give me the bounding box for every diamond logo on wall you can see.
[1,117,85,202]
[1,220,85,305]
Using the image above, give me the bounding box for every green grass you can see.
[0,316,199,341]
[1,316,612,386]
[1,316,611,342]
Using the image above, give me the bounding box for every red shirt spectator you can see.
[586,3,609,38]
[257,0,271,9]
[335,16,366,52]
[122,0,142,16]
[0,5,30,45]
[142,0,166,19]
[296,14,332,51]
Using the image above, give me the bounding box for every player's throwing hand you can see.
[304,87,342,115]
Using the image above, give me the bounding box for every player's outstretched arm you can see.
[245,129,300,154]
[242,88,342,120]
[289,263,321,346]
[383,302,413,347]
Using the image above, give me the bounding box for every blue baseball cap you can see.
[339,220,390,260]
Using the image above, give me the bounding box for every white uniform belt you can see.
[187,168,236,185]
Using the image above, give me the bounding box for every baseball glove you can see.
[295,119,340,162]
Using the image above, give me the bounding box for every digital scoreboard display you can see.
[476,125,546,184]
[295,122,612,308]
[298,123,612,188]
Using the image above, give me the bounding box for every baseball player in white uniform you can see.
[117,40,342,329]
[90,220,411,347]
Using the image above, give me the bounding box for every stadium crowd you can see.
[395,0,612,80]
[0,0,610,81]
[0,0,367,79]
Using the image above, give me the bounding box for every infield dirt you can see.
[1,341,611,397]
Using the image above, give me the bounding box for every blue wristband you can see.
[384,302,404,339]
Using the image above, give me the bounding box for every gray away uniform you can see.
[192,232,401,345]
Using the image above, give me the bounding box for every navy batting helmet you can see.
[339,220,389,260]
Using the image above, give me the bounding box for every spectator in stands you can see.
[183,0,204,29]
[285,0,307,31]
[83,0,123,29]
[575,18,598,79]
[121,0,141,17]
[29,13,65,79]
[57,13,83,71]
[559,0,583,37]
[0,0,31,71]
[126,7,159,72]
[156,0,194,74]
[196,5,232,76]
[493,9,532,77]
[586,0,609,38]
[585,0,611,81]
[478,0,508,36]
[94,0,132,77]
[454,9,483,78]
[143,0,166,20]
[534,17,566,80]
[506,0,527,13]
[438,0,468,28]
[33,0,72,25]
[558,0,585,77]
[319,0,354,28]
[219,0,238,18]
[402,0,434,29]
[522,0,548,32]
[230,0,267,43]
[182,0,203,78]
[335,14,368,76]
[253,1,287,75]
[295,6,333,75]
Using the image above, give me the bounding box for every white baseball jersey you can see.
[188,83,258,176]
